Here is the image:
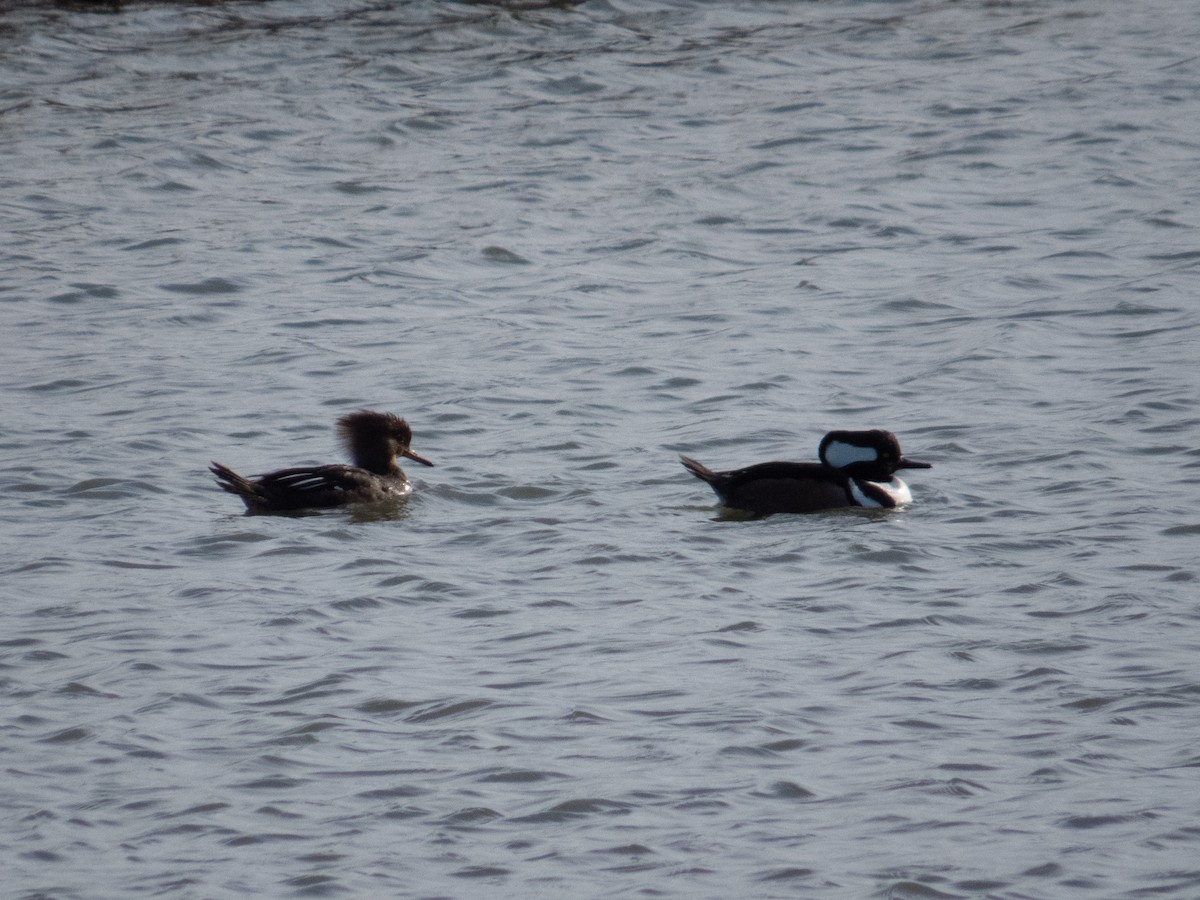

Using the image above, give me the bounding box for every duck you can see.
[680,429,930,516]
[211,410,433,513]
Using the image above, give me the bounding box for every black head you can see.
[818,429,931,481]
[337,410,434,473]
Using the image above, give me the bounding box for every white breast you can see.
[849,477,912,508]
[883,477,913,505]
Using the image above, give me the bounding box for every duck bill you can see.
[897,457,931,470]
[403,448,435,467]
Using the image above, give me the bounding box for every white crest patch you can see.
[823,440,878,469]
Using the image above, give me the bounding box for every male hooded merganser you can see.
[210,410,433,513]
[681,429,931,516]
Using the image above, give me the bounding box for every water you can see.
[3,0,1200,896]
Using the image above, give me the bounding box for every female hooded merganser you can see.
[211,410,433,513]
[681,429,931,516]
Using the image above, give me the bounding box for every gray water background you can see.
[3,0,1200,897]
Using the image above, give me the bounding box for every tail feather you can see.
[680,455,718,484]
[210,461,257,499]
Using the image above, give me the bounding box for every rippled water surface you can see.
[4,0,1200,897]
